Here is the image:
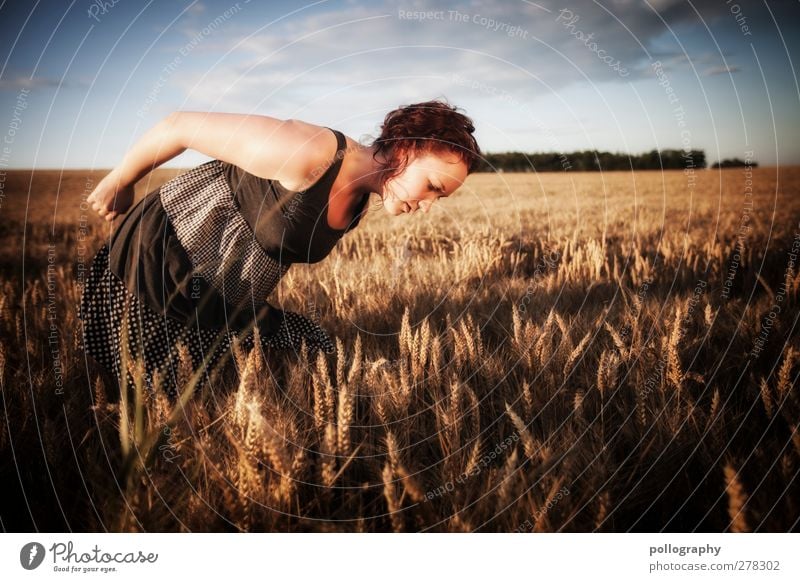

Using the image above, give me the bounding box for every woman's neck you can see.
[338,138,386,202]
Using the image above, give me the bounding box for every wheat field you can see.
[0,166,798,532]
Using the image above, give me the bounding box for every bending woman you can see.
[78,99,482,399]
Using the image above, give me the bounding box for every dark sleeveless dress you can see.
[77,127,368,398]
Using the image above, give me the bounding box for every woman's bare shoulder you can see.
[275,119,340,191]
[166,111,337,188]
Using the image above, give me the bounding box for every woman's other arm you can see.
[87,113,186,221]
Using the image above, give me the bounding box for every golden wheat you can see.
[723,462,750,533]
[4,167,799,532]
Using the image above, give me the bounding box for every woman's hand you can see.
[87,170,136,222]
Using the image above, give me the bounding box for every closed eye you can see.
[429,182,444,194]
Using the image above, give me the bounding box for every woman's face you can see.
[380,150,469,215]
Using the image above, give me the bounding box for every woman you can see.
[78,99,482,399]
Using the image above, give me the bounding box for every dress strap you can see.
[323,126,346,166]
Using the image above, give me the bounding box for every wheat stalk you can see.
[776,347,795,402]
[314,350,335,425]
[399,307,412,361]
[464,436,482,476]
[347,333,362,384]
[723,462,750,533]
[430,333,443,382]
[335,337,345,388]
[759,377,773,418]
[534,310,556,365]
[450,323,468,369]
[521,380,533,417]
[573,389,585,419]
[381,462,403,532]
[233,349,259,433]
[337,381,354,455]
[635,381,647,428]
[505,401,537,460]
[320,422,338,487]
[789,424,800,457]
[263,422,294,506]
[666,303,685,393]
[231,334,248,374]
[497,446,519,508]
[417,318,431,380]
[595,490,610,530]
[533,477,565,532]
[385,430,424,503]
[447,379,462,451]
[565,330,592,373]
[597,349,620,398]
[462,383,481,437]
[704,303,714,326]
[92,374,106,412]
[312,375,325,433]
[176,341,195,394]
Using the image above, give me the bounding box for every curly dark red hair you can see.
[372,98,481,187]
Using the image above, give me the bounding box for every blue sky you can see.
[0,0,798,169]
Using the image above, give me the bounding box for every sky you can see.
[0,0,798,169]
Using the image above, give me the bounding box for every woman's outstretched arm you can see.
[88,111,331,221]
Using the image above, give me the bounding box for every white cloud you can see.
[703,65,741,76]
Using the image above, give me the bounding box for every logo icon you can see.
[20,542,46,570]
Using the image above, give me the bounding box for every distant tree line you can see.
[473,149,708,172]
[711,158,758,168]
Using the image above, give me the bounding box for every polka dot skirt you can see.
[159,160,291,310]
[77,243,335,399]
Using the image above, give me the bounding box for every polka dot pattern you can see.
[159,159,290,310]
[77,244,335,399]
